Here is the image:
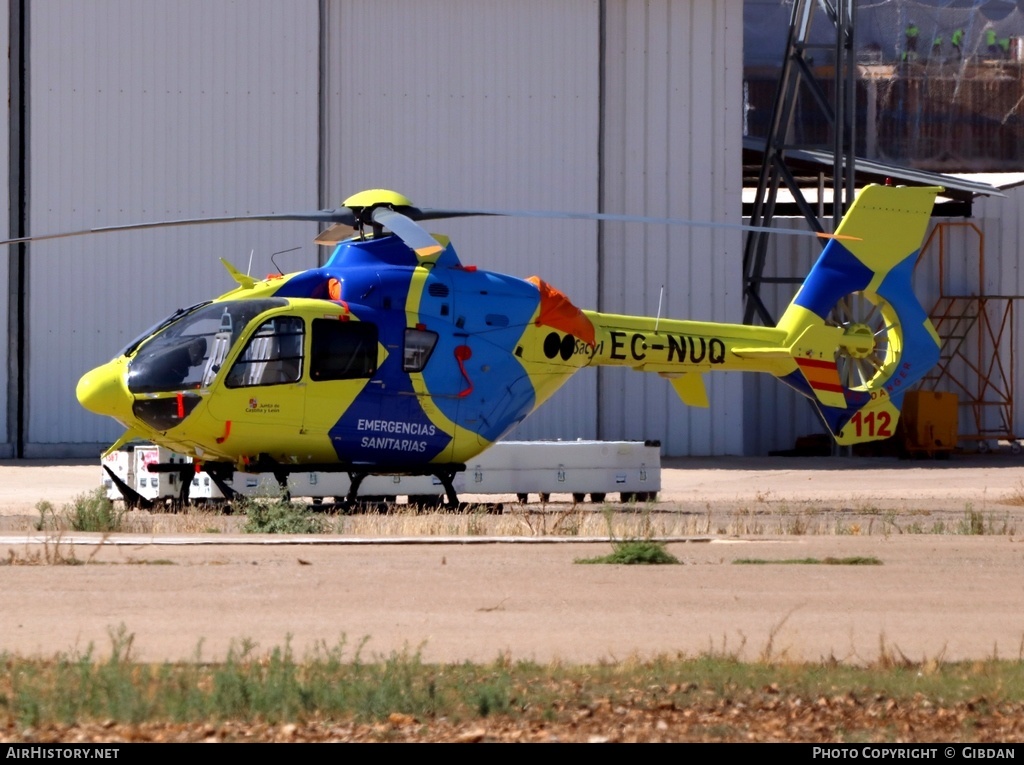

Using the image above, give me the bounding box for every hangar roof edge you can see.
[742,137,1005,201]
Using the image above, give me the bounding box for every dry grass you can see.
[7,493,1024,538]
[332,504,710,538]
[2,530,106,566]
[1003,479,1024,507]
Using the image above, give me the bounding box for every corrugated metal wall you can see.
[973,188,1024,293]
[322,0,602,442]
[0,8,10,454]
[600,0,746,455]
[27,0,320,455]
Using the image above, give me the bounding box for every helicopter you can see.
[40,183,938,508]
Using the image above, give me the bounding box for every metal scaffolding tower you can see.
[743,0,856,326]
[918,222,1019,452]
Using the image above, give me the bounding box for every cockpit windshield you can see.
[118,301,211,358]
[126,299,287,394]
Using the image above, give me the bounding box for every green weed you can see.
[576,507,680,564]
[951,507,1017,536]
[35,489,125,533]
[241,497,331,534]
[959,508,986,535]
[69,490,125,532]
[733,556,882,566]
[576,540,679,565]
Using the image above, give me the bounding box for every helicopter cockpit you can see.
[126,299,287,394]
[117,295,396,435]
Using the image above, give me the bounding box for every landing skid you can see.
[343,466,462,510]
[103,464,154,511]
[147,460,467,511]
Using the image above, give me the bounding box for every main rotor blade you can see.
[371,208,444,257]
[0,200,856,248]
[414,207,857,241]
[0,209,358,246]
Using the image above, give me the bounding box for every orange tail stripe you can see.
[796,358,844,393]
[796,357,837,369]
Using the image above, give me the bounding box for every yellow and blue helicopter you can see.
[31,183,940,507]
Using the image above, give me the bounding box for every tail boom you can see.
[521,184,941,449]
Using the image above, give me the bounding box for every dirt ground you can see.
[6,453,1024,742]
[2,453,1024,666]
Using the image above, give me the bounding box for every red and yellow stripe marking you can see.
[795,356,846,407]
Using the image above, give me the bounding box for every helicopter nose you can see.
[76,359,132,420]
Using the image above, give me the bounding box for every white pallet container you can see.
[135,446,188,501]
[456,440,660,501]
[103,440,661,504]
[101,444,169,502]
[290,440,660,502]
[186,470,221,502]
[103,444,212,504]
[284,472,437,501]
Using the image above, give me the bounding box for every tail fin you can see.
[774,184,941,445]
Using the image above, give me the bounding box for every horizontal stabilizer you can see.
[792,357,846,409]
[788,324,853,410]
[736,324,850,409]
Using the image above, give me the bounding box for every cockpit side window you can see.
[310,319,378,381]
[224,316,305,388]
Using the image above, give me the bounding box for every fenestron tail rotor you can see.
[825,291,901,393]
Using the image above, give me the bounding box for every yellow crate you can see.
[901,391,958,455]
